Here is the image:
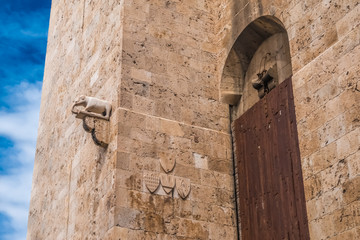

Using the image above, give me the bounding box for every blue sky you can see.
[0,0,51,239]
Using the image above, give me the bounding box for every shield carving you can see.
[160,157,176,173]
[144,172,160,193]
[160,173,175,194]
[176,177,191,199]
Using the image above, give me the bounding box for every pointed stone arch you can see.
[220,15,292,114]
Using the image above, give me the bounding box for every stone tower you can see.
[28,0,359,239]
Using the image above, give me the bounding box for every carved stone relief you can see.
[160,173,176,194]
[252,64,278,99]
[176,177,191,199]
[72,95,112,120]
[71,95,112,147]
[144,172,160,193]
[144,156,191,200]
[160,157,176,173]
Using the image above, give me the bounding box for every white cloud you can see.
[0,82,41,144]
[0,81,41,240]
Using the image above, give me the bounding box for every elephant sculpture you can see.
[71,95,112,120]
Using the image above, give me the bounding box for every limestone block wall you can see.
[217,0,360,239]
[28,0,124,239]
[109,0,237,238]
[29,0,238,239]
[28,0,359,239]
[291,2,360,239]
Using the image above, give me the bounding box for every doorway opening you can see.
[221,16,310,239]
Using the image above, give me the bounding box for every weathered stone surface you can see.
[83,116,110,147]
[342,176,360,204]
[28,0,359,239]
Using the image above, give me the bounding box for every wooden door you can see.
[233,78,309,240]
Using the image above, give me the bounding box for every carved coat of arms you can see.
[144,154,191,199]
[160,173,176,194]
[176,177,191,199]
[144,172,160,193]
[160,157,176,173]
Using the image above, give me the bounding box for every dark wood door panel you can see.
[233,78,309,240]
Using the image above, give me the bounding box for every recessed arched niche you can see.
[220,16,292,119]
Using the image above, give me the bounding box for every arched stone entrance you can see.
[221,16,310,239]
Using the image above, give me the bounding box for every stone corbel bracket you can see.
[82,116,109,148]
[71,95,111,147]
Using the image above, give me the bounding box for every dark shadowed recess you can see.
[232,16,285,75]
